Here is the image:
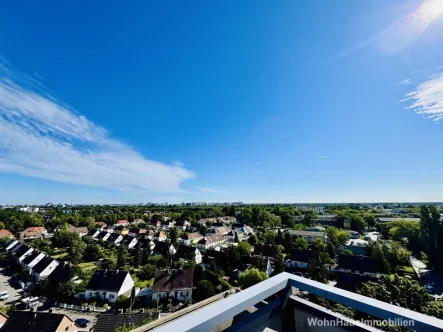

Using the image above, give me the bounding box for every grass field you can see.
[77,262,96,270]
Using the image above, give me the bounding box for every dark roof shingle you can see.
[86,270,130,292]
[0,311,71,332]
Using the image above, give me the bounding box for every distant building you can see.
[348,230,360,239]
[32,256,59,280]
[287,230,326,243]
[202,249,228,269]
[152,268,193,302]
[116,220,130,227]
[180,232,203,246]
[334,254,380,278]
[175,245,202,264]
[286,249,313,269]
[20,227,47,241]
[0,229,13,239]
[197,234,227,250]
[121,234,138,249]
[154,231,167,242]
[376,217,420,223]
[153,242,176,256]
[1,311,75,332]
[68,225,88,237]
[95,221,108,229]
[82,270,134,303]
[253,244,279,261]
[307,226,326,232]
[95,231,111,242]
[106,233,123,245]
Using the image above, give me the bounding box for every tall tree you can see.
[239,268,267,289]
[420,205,443,272]
[169,227,179,244]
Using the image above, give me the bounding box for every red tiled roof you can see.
[0,229,13,238]
[25,227,47,232]
[96,222,107,228]
[117,220,129,225]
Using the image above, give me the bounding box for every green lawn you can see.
[77,262,96,270]
[51,249,68,259]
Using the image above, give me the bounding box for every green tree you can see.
[194,280,215,302]
[117,246,129,267]
[419,205,443,272]
[169,227,179,244]
[326,227,350,247]
[239,268,267,289]
[237,241,252,256]
[137,264,156,280]
[200,225,208,236]
[308,251,333,283]
[341,248,353,255]
[248,233,258,245]
[348,215,367,234]
[294,237,308,249]
[84,243,104,262]
[69,240,86,264]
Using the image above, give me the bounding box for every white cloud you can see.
[400,78,412,85]
[196,187,219,192]
[317,156,329,159]
[402,73,443,122]
[0,68,195,192]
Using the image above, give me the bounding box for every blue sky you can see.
[1,0,443,204]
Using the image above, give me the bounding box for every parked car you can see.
[75,318,91,328]
[0,291,8,301]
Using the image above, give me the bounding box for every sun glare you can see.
[416,0,443,24]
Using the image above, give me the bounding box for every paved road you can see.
[0,267,23,305]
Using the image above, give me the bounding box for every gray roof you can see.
[287,230,325,237]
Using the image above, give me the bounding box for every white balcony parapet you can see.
[139,272,443,332]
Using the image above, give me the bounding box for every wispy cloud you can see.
[317,156,329,159]
[196,187,219,192]
[0,64,195,191]
[324,0,443,64]
[401,72,443,122]
[400,78,412,85]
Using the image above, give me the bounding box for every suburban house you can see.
[232,224,254,236]
[88,229,101,238]
[287,230,326,243]
[0,229,13,239]
[95,221,108,229]
[5,239,19,252]
[152,268,193,302]
[237,255,261,275]
[202,249,228,269]
[9,242,23,254]
[285,249,313,269]
[82,270,134,303]
[226,230,242,241]
[154,231,167,242]
[116,219,130,227]
[210,222,226,231]
[32,256,59,280]
[122,234,138,249]
[341,239,369,256]
[145,230,155,240]
[68,225,89,237]
[134,228,147,236]
[114,227,129,235]
[197,234,226,250]
[180,232,203,246]
[48,262,72,283]
[132,218,145,225]
[174,221,190,231]
[160,220,175,229]
[253,243,279,260]
[209,226,231,235]
[153,242,176,256]
[21,250,46,270]
[174,245,202,264]
[12,244,34,263]
[95,231,111,242]
[138,238,155,252]
[19,227,48,241]
[334,254,380,278]
[0,311,76,332]
[107,233,123,245]
[149,220,162,228]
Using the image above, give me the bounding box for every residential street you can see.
[0,267,23,305]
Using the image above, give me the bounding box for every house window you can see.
[180,280,185,286]
[109,294,115,299]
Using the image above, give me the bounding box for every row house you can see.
[152,268,193,302]
[121,234,138,249]
[285,249,313,269]
[196,234,227,250]
[253,243,278,261]
[174,220,190,231]
[107,233,123,245]
[180,232,203,246]
[174,245,202,264]
[154,231,167,242]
